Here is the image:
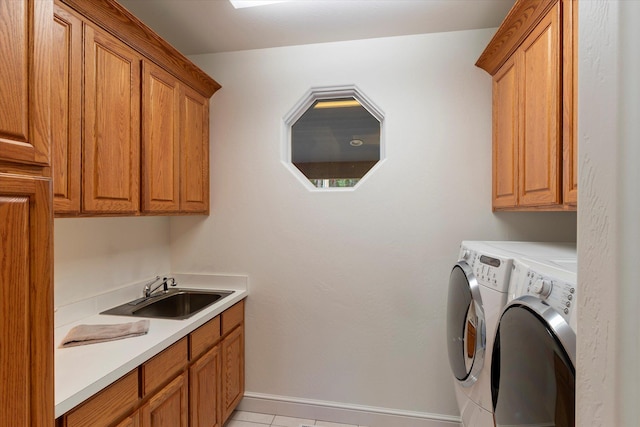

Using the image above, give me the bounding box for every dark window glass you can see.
[291,97,380,188]
[492,306,575,427]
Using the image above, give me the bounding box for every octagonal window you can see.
[284,86,384,190]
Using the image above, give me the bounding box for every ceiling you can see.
[117,0,515,55]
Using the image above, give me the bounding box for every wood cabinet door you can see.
[517,3,561,207]
[562,0,578,206]
[492,56,519,209]
[83,24,141,213]
[115,412,139,427]
[190,345,221,427]
[180,85,210,213]
[141,61,180,213]
[0,0,51,166]
[0,174,53,427]
[52,3,82,214]
[141,373,188,427]
[221,325,244,423]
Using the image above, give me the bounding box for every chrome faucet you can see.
[143,276,177,298]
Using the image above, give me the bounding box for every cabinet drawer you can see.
[221,300,244,336]
[190,315,221,360]
[141,337,188,396]
[64,369,138,427]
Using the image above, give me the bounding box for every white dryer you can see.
[446,241,514,427]
[491,253,577,427]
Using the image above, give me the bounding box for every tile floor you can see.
[224,410,369,427]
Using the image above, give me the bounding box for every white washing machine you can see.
[447,241,514,427]
[491,253,577,427]
[447,241,576,427]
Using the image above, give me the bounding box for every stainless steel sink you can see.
[100,289,234,320]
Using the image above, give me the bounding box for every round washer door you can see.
[491,295,576,427]
[446,261,485,387]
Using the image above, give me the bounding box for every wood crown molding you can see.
[59,0,221,98]
[475,0,558,75]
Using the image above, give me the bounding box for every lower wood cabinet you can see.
[115,413,139,427]
[63,369,139,427]
[221,325,244,422]
[190,346,221,427]
[141,373,189,427]
[57,300,245,427]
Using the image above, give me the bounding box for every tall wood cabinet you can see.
[476,0,577,211]
[0,1,54,426]
[51,0,220,217]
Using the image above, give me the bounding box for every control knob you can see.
[461,250,470,261]
[532,278,553,298]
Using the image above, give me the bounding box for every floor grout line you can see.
[225,410,368,427]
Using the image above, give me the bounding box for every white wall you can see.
[577,1,640,425]
[54,217,171,308]
[170,30,577,421]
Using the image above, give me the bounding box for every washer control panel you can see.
[459,247,513,292]
[523,268,576,321]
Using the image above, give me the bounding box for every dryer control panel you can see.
[521,268,576,323]
[459,246,513,293]
[508,262,577,322]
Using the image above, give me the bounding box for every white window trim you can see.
[281,84,386,192]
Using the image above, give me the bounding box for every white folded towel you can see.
[59,320,150,348]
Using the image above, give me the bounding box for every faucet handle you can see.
[143,276,162,297]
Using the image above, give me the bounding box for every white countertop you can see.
[54,274,248,418]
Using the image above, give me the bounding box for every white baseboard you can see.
[237,392,462,427]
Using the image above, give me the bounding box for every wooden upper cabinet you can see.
[142,70,211,214]
[493,56,518,209]
[180,86,210,213]
[0,0,52,166]
[142,61,181,213]
[52,3,82,214]
[50,0,219,217]
[517,3,561,207]
[477,0,576,211]
[83,25,141,214]
[562,0,578,206]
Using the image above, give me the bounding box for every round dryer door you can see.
[491,295,576,427]
[447,261,485,387]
